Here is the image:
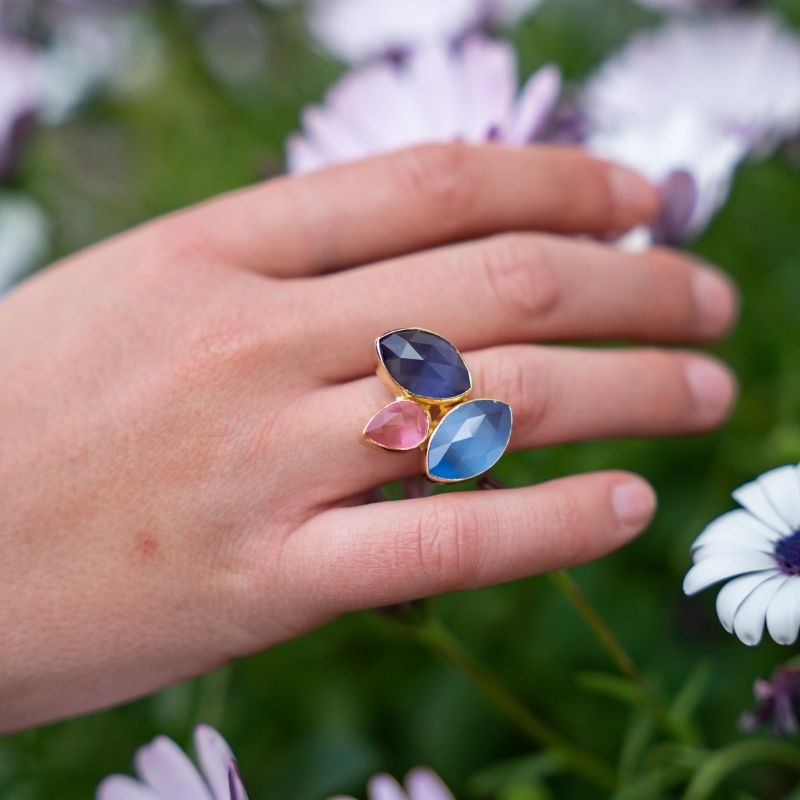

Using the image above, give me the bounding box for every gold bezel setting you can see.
[362,328,513,484]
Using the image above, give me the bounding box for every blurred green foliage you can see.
[4,0,800,797]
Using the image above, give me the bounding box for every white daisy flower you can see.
[582,13,800,154]
[587,112,746,246]
[684,465,800,647]
[97,724,248,800]
[287,36,560,173]
[308,0,544,63]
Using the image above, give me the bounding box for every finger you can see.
[178,144,659,278]
[283,472,656,614]
[299,346,736,500]
[296,234,737,381]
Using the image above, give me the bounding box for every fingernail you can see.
[608,165,660,221]
[685,358,737,422]
[612,480,657,528]
[692,266,738,338]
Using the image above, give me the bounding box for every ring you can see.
[361,328,513,484]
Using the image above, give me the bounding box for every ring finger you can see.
[297,344,737,500]
[292,234,737,383]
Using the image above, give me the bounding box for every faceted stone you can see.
[363,400,430,451]
[378,329,471,400]
[426,399,512,482]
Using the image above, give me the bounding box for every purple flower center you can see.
[775,531,800,575]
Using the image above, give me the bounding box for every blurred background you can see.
[2,0,800,797]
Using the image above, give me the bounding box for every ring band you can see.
[362,328,513,484]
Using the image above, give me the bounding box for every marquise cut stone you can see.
[426,399,512,482]
[363,400,429,451]
[378,329,471,400]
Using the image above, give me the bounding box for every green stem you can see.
[404,616,616,790]
[683,740,800,800]
[550,571,695,745]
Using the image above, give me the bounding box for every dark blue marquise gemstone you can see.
[426,399,513,482]
[378,329,471,400]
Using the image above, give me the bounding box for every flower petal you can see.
[405,768,455,800]
[734,471,795,535]
[96,776,162,800]
[683,551,778,595]
[135,736,213,800]
[458,37,516,142]
[693,543,775,563]
[715,571,779,633]
[194,725,235,800]
[368,774,408,800]
[766,577,800,645]
[503,65,561,145]
[732,574,787,646]
[755,465,800,531]
[227,765,249,800]
[691,509,783,552]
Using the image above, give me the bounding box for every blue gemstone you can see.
[378,329,471,400]
[426,400,513,482]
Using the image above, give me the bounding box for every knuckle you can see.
[477,348,547,440]
[148,213,220,265]
[395,142,476,221]
[479,235,561,321]
[400,501,484,591]
[545,490,588,565]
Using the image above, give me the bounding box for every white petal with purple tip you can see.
[683,551,778,595]
[715,571,779,633]
[135,737,213,800]
[766,579,800,645]
[732,574,788,646]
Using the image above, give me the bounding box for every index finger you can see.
[183,143,660,278]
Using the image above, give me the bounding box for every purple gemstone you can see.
[378,329,471,400]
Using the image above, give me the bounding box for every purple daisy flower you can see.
[739,667,800,737]
[684,465,800,647]
[287,35,560,173]
[96,725,248,800]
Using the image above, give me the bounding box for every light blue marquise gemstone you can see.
[426,400,513,482]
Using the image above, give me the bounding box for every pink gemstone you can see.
[363,400,429,451]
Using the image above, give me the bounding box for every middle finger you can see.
[293,234,737,383]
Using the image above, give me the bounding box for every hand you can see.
[0,144,737,731]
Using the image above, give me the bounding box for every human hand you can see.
[0,144,737,731]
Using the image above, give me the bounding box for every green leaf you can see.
[576,671,640,706]
[669,661,712,732]
[469,752,567,796]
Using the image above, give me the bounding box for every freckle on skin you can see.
[134,532,160,560]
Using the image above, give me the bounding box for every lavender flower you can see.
[684,465,800,647]
[0,39,40,177]
[740,666,800,737]
[633,0,741,11]
[287,36,560,173]
[331,768,455,800]
[96,725,248,800]
[308,0,544,63]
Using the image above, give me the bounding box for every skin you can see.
[0,144,738,732]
